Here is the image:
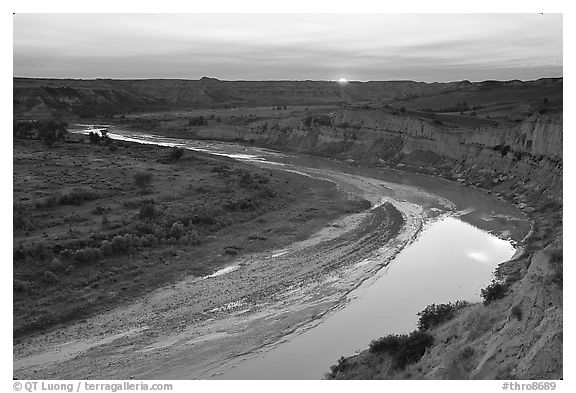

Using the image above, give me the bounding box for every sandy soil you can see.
[14,161,449,379]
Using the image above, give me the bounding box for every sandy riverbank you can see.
[14,158,447,379]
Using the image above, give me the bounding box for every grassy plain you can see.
[13,136,369,339]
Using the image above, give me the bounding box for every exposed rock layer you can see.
[187,108,563,380]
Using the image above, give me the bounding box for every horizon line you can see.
[13,75,564,84]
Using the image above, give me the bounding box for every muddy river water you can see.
[68,126,530,379]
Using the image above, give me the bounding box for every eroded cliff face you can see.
[190,108,562,380]
[193,109,563,201]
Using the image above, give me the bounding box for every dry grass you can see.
[13,138,367,339]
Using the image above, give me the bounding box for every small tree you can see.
[38,121,67,147]
[134,172,153,193]
[368,331,434,370]
[480,280,507,305]
[417,301,468,331]
[88,132,101,144]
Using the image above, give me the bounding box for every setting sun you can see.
[338,77,348,84]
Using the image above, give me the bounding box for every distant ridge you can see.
[13,77,562,119]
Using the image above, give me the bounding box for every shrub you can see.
[548,249,563,287]
[37,188,98,208]
[140,234,159,247]
[123,198,155,209]
[14,120,34,139]
[500,145,511,157]
[132,221,154,235]
[13,246,26,261]
[327,356,349,378]
[496,364,517,380]
[417,301,468,331]
[225,247,239,255]
[100,240,114,256]
[131,222,164,238]
[238,172,254,188]
[133,172,153,193]
[29,242,53,262]
[101,234,144,256]
[91,205,106,215]
[35,194,59,209]
[191,206,217,225]
[504,270,522,286]
[369,331,434,370]
[466,308,499,342]
[14,279,33,293]
[167,147,185,161]
[369,334,403,354]
[169,221,185,239]
[510,305,523,321]
[138,203,156,220]
[35,121,68,146]
[224,197,259,211]
[72,247,102,264]
[50,257,64,271]
[58,249,74,260]
[257,187,276,199]
[480,280,507,305]
[58,187,98,206]
[41,129,58,147]
[188,116,207,126]
[254,173,270,184]
[314,115,333,126]
[353,199,372,211]
[42,271,58,284]
[110,234,139,253]
[535,200,562,214]
[13,203,31,231]
[182,230,201,245]
[211,163,230,174]
[88,132,101,144]
[303,115,333,128]
[459,346,475,360]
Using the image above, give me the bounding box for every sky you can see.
[13,13,563,82]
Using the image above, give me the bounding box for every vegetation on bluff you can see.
[13,136,371,338]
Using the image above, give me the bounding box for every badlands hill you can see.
[12,75,563,379]
[13,77,562,120]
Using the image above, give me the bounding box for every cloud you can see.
[13,13,563,81]
[465,250,492,264]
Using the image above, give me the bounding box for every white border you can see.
[3,2,571,392]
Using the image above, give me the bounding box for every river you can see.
[69,126,530,379]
